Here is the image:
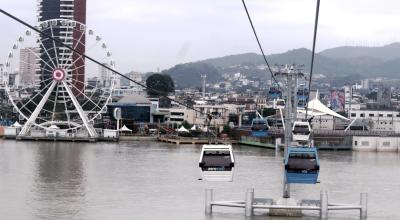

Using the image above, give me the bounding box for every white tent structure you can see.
[297,92,349,121]
[119,125,133,133]
[190,125,197,131]
[48,124,60,130]
[201,126,208,132]
[12,121,22,127]
[177,126,189,133]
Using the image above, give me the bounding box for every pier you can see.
[158,136,238,145]
[16,136,98,142]
[269,128,400,137]
[205,189,368,219]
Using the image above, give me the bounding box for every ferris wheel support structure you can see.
[62,80,97,137]
[19,81,57,136]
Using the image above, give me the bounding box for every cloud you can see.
[1,0,400,72]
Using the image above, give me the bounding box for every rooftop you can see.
[114,95,151,105]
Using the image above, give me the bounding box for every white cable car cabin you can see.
[292,121,311,141]
[273,99,286,109]
[199,145,234,182]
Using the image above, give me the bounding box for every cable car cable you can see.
[305,0,321,120]
[0,9,215,121]
[241,0,282,90]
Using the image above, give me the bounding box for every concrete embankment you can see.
[119,136,158,141]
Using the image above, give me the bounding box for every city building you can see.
[19,48,38,85]
[99,62,113,88]
[344,85,352,112]
[193,104,245,126]
[37,0,86,93]
[113,71,144,96]
[157,108,195,124]
[361,79,369,90]
[127,71,143,88]
[349,109,400,132]
[107,95,153,123]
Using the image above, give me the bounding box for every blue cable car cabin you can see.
[268,83,282,100]
[297,84,309,108]
[284,147,319,184]
[251,118,269,137]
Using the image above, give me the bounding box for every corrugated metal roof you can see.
[117,95,151,105]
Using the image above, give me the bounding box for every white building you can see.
[151,107,195,125]
[344,85,352,111]
[99,62,114,88]
[112,86,145,97]
[353,136,399,152]
[19,48,38,86]
[349,109,400,132]
[361,79,369,90]
[127,72,142,87]
[193,104,245,126]
[311,115,335,130]
[112,71,144,96]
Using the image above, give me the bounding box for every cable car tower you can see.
[273,64,319,199]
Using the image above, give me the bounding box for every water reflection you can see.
[31,142,86,219]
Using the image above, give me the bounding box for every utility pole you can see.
[201,74,207,100]
[0,64,3,86]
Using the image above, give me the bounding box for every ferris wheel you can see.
[2,19,116,138]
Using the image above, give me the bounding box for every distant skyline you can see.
[1,0,400,73]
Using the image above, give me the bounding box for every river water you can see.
[0,139,399,220]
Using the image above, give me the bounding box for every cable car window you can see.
[293,125,310,134]
[200,151,233,171]
[253,120,265,125]
[287,153,318,173]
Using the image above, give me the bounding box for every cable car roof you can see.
[288,147,318,153]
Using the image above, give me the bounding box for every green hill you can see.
[319,42,400,62]
[155,43,400,88]
[161,62,223,89]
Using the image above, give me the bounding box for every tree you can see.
[181,120,191,129]
[228,113,238,124]
[0,103,14,119]
[146,73,175,97]
[366,91,377,101]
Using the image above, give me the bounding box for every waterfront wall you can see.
[353,136,399,152]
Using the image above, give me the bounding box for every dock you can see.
[16,136,99,142]
[119,136,157,141]
[205,189,368,219]
[239,139,275,149]
[158,136,238,145]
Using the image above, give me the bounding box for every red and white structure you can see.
[2,19,115,139]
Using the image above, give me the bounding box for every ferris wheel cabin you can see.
[284,147,319,184]
[199,145,235,182]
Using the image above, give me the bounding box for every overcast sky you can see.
[1,0,400,73]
